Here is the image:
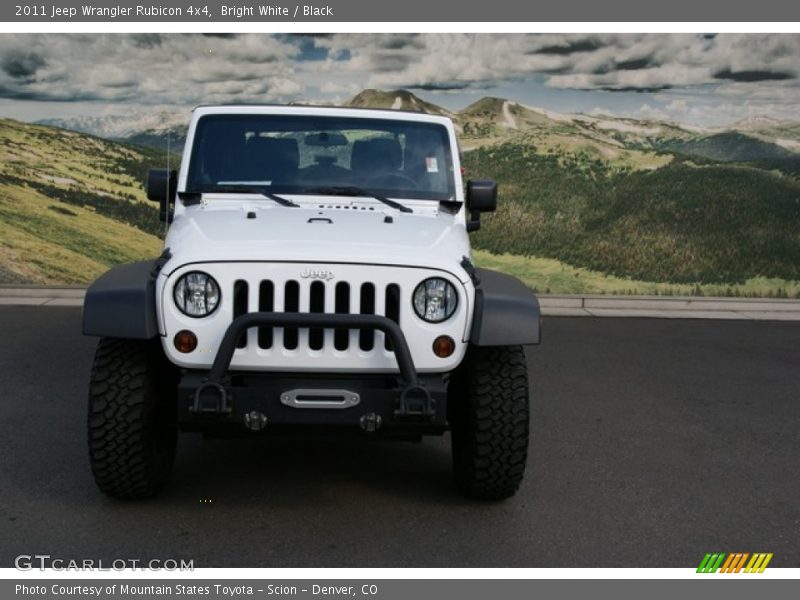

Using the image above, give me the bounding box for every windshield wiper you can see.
[260,190,299,207]
[301,186,412,213]
[187,186,299,207]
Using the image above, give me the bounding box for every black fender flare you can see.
[469,268,541,346]
[82,259,162,339]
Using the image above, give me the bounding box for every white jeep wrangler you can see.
[82,105,541,500]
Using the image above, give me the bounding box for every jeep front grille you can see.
[161,262,468,373]
[230,279,402,353]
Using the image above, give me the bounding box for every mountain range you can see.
[38,109,188,151]
[36,89,800,164]
[5,89,800,293]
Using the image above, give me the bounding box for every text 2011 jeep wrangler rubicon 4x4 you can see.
[82,105,541,500]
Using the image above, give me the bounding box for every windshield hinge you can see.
[439,200,462,214]
[150,248,172,278]
[460,256,480,286]
[178,191,202,206]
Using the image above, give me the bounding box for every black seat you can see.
[201,126,249,184]
[351,138,402,178]
[244,137,299,184]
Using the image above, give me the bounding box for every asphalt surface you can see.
[0,306,798,568]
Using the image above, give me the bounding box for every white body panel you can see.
[156,105,475,375]
[161,199,472,279]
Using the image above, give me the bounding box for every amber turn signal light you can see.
[432,335,455,358]
[174,330,198,353]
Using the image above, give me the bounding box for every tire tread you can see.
[87,338,175,500]
[452,345,529,500]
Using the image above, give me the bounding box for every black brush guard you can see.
[191,312,435,419]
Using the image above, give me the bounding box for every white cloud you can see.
[636,103,669,120]
[1,33,799,126]
[0,34,301,105]
[666,98,689,113]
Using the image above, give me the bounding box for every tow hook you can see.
[190,382,231,414]
[395,384,435,419]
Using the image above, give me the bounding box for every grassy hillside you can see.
[0,119,164,284]
[472,250,800,297]
[464,143,800,286]
[456,99,674,172]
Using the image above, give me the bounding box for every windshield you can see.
[186,114,456,201]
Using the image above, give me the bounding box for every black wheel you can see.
[87,338,177,499]
[450,345,530,500]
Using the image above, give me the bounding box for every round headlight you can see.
[173,271,220,318]
[413,277,458,323]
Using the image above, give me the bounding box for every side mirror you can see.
[465,179,497,232]
[147,169,177,223]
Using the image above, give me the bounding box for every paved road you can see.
[0,307,798,568]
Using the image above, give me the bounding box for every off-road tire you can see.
[87,338,177,499]
[450,345,529,500]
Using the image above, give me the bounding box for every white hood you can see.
[162,197,472,282]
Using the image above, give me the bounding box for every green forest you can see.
[463,144,800,288]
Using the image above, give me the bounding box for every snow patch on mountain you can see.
[38,110,187,139]
[729,115,792,131]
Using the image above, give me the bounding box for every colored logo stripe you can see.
[697,552,772,573]
[720,553,750,573]
[697,553,726,573]
[745,553,773,573]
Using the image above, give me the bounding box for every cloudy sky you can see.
[0,33,799,126]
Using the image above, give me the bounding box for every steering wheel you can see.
[363,172,419,189]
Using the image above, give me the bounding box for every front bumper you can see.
[177,312,450,435]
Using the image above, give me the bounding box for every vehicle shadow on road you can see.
[163,433,467,507]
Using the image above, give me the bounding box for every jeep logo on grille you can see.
[300,268,335,281]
